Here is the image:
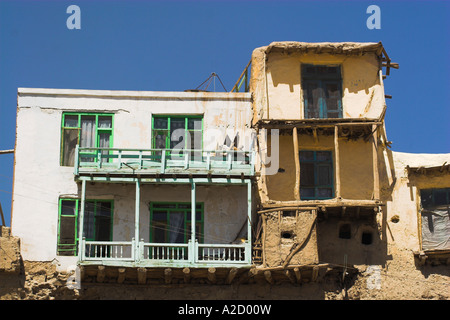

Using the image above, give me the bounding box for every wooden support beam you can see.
[372,124,380,200]
[117,268,126,284]
[334,126,341,199]
[137,267,147,285]
[239,267,258,284]
[313,127,318,144]
[293,267,302,284]
[341,206,347,219]
[264,270,274,285]
[293,127,300,200]
[164,268,173,284]
[207,267,216,284]
[226,268,238,284]
[312,266,319,282]
[97,266,106,283]
[183,267,191,284]
[284,269,296,284]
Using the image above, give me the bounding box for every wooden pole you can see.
[78,180,86,261]
[334,126,341,199]
[293,127,300,200]
[0,201,5,226]
[117,268,126,284]
[183,267,191,284]
[372,124,380,200]
[135,179,141,259]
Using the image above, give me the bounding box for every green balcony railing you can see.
[74,146,255,177]
[79,238,252,268]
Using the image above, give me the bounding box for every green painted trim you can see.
[60,112,114,166]
[58,194,114,257]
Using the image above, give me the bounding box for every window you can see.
[152,115,203,159]
[61,113,113,166]
[300,150,334,200]
[302,65,342,119]
[149,202,204,244]
[57,199,114,256]
[420,188,450,251]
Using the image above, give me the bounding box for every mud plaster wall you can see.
[263,210,318,267]
[250,48,385,123]
[263,133,374,202]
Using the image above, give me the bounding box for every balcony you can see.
[79,239,252,268]
[74,146,255,179]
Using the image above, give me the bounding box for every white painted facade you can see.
[11,88,253,270]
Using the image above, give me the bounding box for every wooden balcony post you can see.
[135,179,141,261]
[78,179,86,261]
[293,127,300,200]
[247,179,252,263]
[334,125,341,199]
[191,181,196,247]
[372,124,380,200]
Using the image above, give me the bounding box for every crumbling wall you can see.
[262,210,318,267]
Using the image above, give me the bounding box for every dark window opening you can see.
[361,232,373,245]
[302,64,342,119]
[281,231,294,239]
[282,210,296,217]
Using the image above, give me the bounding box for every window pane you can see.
[434,189,448,206]
[317,188,333,198]
[97,202,112,217]
[153,130,168,149]
[61,200,77,216]
[62,128,79,166]
[153,222,166,243]
[188,118,202,130]
[300,188,315,198]
[420,190,433,208]
[324,82,341,114]
[317,165,332,185]
[169,212,185,243]
[59,216,76,244]
[96,216,111,241]
[153,211,168,221]
[98,116,112,129]
[299,151,314,161]
[64,115,79,127]
[304,81,322,119]
[316,151,331,162]
[80,116,96,148]
[83,202,96,240]
[154,117,168,129]
[300,163,315,186]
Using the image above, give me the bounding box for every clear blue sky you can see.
[0,0,449,226]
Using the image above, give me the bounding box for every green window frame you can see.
[149,202,204,244]
[299,150,334,200]
[151,115,203,159]
[60,112,114,166]
[301,64,343,119]
[57,198,114,256]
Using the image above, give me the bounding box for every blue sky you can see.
[0,0,449,226]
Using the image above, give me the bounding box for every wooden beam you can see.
[372,124,380,200]
[97,266,106,283]
[293,267,302,284]
[264,270,274,285]
[293,127,300,200]
[79,266,85,282]
[117,268,126,284]
[334,126,341,199]
[137,267,147,285]
[226,268,238,284]
[313,127,318,144]
[284,269,296,284]
[164,268,173,284]
[0,202,5,226]
[183,267,191,284]
[207,267,216,284]
[312,266,319,282]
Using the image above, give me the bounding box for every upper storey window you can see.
[301,65,342,119]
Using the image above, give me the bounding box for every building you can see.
[11,88,256,284]
[4,41,449,299]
